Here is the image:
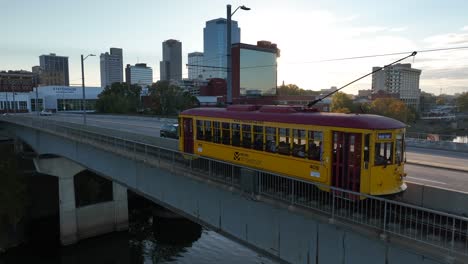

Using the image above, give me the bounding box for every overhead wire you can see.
[87,45,468,85]
[184,46,468,73]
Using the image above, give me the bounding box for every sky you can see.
[2,0,468,95]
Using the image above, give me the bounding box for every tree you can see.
[95,83,142,114]
[370,98,416,123]
[456,92,468,113]
[148,81,198,115]
[436,96,446,105]
[277,84,301,95]
[330,92,354,113]
[277,83,319,96]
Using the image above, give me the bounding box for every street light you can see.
[226,4,250,105]
[81,54,95,125]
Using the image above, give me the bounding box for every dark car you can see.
[160,123,179,139]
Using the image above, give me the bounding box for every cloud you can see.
[389,27,408,32]
[462,26,468,31]
[264,9,466,95]
[423,32,468,47]
[340,14,360,22]
[345,26,388,37]
[421,67,468,80]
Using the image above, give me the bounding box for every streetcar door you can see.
[183,118,194,154]
[332,132,362,194]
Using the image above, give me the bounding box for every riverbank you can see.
[407,117,468,135]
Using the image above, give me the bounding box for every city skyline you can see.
[2,0,468,95]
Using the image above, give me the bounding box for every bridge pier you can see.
[33,157,128,245]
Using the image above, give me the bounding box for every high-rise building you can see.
[203,18,240,79]
[125,63,153,87]
[231,41,279,98]
[0,70,37,113]
[0,70,36,92]
[160,39,182,81]
[188,52,204,80]
[371,63,422,109]
[39,53,69,86]
[100,48,123,88]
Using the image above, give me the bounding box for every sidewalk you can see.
[406,159,468,173]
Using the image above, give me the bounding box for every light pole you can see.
[81,54,95,125]
[226,4,250,105]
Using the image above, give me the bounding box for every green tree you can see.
[456,92,468,112]
[330,92,354,113]
[96,83,142,114]
[175,91,199,112]
[149,81,198,115]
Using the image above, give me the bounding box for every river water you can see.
[453,135,468,143]
[0,191,277,264]
[0,141,277,264]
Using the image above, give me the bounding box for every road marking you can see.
[406,176,447,185]
[56,116,163,129]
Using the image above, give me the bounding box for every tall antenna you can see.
[307,51,418,108]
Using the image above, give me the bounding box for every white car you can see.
[40,110,52,116]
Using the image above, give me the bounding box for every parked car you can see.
[160,123,179,139]
[40,110,52,116]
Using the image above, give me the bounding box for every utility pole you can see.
[5,77,9,114]
[226,4,232,105]
[81,54,87,124]
[226,4,250,105]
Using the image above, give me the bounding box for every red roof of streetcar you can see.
[181,105,406,130]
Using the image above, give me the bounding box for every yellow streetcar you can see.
[178,104,407,197]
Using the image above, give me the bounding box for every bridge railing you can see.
[406,132,467,144]
[2,115,467,257]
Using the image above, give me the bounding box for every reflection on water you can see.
[453,136,468,143]
[0,193,277,264]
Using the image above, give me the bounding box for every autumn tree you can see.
[456,92,468,112]
[370,98,416,123]
[330,92,355,113]
[436,96,446,105]
[277,83,319,96]
[96,83,142,113]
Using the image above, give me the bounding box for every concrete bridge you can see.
[1,115,467,264]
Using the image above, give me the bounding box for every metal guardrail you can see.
[406,132,468,144]
[2,115,467,257]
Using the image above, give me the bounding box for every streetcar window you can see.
[222,122,230,145]
[242,124,252,149]
[232,123,241,146]
[278,128,290,155]
[196,120,204,140]
[253,126,264,151]
[349,135,355,152]
[396,133,404,164]
[374,142,393,166]
[213,121,221,143]
[292,129,305,158]
[308,131,322,161]
[364,134,370,168]
[204,121,212,142]
[265,127,277,153]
